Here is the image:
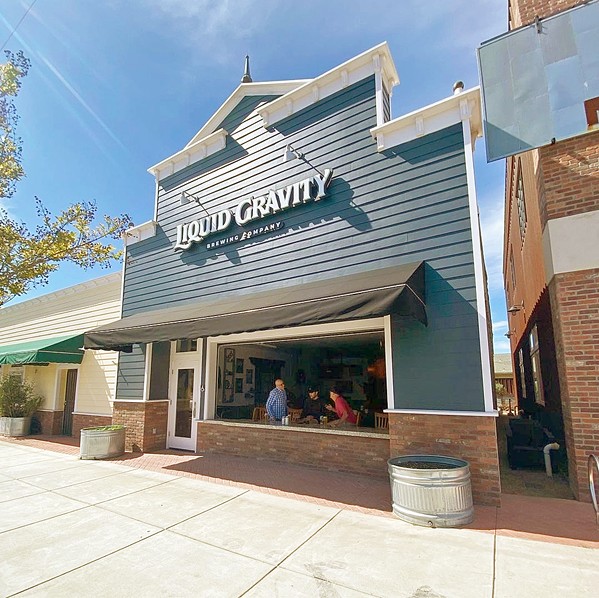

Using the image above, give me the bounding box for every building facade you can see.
[85,44,500,504]
[502,0,599,500]
[0,273,121,436]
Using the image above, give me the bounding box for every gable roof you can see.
[147,81,306,180]
[148,42,399,181]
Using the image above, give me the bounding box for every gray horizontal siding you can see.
[116,346,146,400]
[119,74,485,410]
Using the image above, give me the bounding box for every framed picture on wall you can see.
[236,358,244,374]
[245,369,253,384]
[235,378,243,393]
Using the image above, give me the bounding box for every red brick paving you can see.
[2,435,598,547]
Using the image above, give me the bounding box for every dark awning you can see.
[0,334,85,365]
[84,262,426,351]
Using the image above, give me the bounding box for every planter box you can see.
[80,427,126,460]
[0,416,32,437]
[388,454,474,527]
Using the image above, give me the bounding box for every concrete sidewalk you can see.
[1,439,598,597]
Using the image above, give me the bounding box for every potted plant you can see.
[80,424,126,459]
[0,375,44,437]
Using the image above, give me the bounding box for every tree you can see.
[0,50,133,306]
[0,50,29,199]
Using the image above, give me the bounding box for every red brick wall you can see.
[197,421,390,478]
[510,0,584,28]
[388,413,501,506]
[112,400,168,452]
[549,268,599,500]
[35,410,64,435]
[72,414,112,439]
[539,131,599,224]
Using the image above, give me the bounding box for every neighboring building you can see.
[85,43,501,505]
[0,273,122,436]
[494,353,516,413]
[490,0,599,500]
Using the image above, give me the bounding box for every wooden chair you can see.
[288,408,303,422]
[252,406,267,421]
[375,412,389,429]
[353,409,362,427]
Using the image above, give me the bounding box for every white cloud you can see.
[493,319,507,332]
[493,337,511,354]
[142,0,281,64]
[479,190,505,295]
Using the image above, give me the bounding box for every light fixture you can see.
[283,144,302,163]
[180,191,211,217]
[282,144,322,175]
[507,302,524,314]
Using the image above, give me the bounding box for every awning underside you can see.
[84,262,426,351]
[0,334,85,365]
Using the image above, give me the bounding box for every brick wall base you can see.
[72,414,113,439]
[197,421,390,478]
[549,269,599,501]
[35,410,64,435]
[112,401,169,452]
[388,413,501,506]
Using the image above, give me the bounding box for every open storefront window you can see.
[214,330,386,427]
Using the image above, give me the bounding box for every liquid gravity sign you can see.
[174,169,333,250]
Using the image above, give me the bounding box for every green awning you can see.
[0,334,85,365]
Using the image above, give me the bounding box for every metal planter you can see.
[80,427,126,460]
[0,416,32,437]
[388,454,474,527]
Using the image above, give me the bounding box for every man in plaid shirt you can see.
[266,379,288,421]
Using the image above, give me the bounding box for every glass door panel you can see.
[175,368,194,438]
[168,341,202,451]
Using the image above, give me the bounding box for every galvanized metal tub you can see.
[80,427,126,460]
[0,416,32,437]
[388,455,474,527]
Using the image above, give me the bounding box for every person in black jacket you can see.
[298,386,327,423]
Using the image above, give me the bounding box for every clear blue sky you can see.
[1,0,509,351]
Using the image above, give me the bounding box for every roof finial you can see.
[241,55,252,83]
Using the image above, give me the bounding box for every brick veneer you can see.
[388,413,501,506]
[539,131,599,224]
[197,421,391,478]
[549,268,599,500]
[72,414,112,439]
[35,410,64,435]
[511,0,584,28]
[112,400,169,452]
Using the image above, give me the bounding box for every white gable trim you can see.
[148,129,228,181]
[370,86,482,151]
[186,80,309,148]
[124,220,157,247]
[257,42,399,128]
[147,81,310,182]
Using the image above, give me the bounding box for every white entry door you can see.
[168,340,202,451]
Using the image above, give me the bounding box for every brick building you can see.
[501,0,599,500]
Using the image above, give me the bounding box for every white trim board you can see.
[258,42,398,128]
[371,87,482,151]
[385,409,499,417]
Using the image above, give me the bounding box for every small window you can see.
[9,366,24,381]
[529,325,544,406]
[584,97,599,130]
[516,159,527,241]
[176,339,198,353]
[518,349,526,400]
[509,249,516,291]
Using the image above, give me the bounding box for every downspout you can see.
[544,442,560,477]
